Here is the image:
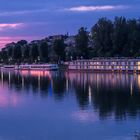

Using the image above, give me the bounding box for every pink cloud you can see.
[0,23,23,30]
[0,37,19,48]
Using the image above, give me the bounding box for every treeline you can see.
[91,17,140,57]
[0,38,66,64]
[74,16,140,58]
[1,16,140,64]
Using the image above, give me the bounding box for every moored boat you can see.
[1,64,59,71]
[16,64,59,71]
[2,65,15,70]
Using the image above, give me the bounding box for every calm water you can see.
[0,70,140,140]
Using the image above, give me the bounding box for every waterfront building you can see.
[65,58,140,73]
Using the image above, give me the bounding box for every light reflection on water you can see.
[0,70,140,140]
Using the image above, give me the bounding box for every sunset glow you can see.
[0,36,42,48]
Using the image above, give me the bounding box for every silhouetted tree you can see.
[1,49,8,63]
[91,18,113,57]
[53,39,65,62]
[126,19,140,56]
[75,27,89,58]
[13,40,27,63]
[112,17,128,56]
[39,41,49,62]
[23,44,30,62]
[30,42,39,62]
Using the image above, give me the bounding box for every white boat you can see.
[16,64,59,71]
[2,65,15,69]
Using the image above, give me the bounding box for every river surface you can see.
[0,70,140,140]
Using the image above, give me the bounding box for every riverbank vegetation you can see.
[1,16,140,64]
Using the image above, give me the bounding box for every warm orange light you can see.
[21,70,51,78]
[21,70,29,76]
[30,71,51,78]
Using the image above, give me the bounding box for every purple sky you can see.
[0,0,140,48]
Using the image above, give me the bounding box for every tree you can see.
[23,44,30,62]
[65,45,77,61]
[53,39,65,62]
[13,40,27,63]
[75,27,89,59]
[30,43,39,62]
[17,40,27,46]
[112,17,128,56]
[126,19,140,56]
[13,44,22,62]
[7,47,13,62]
[39,41,49,62]
[1,49,8,63]
[91,18,113,57]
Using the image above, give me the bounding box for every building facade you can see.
[65,58,140,73]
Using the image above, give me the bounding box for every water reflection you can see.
[67,72,140,121]
[0,70,140,121]
[0,91,19,107]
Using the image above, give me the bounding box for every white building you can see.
[65,58,140,73]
